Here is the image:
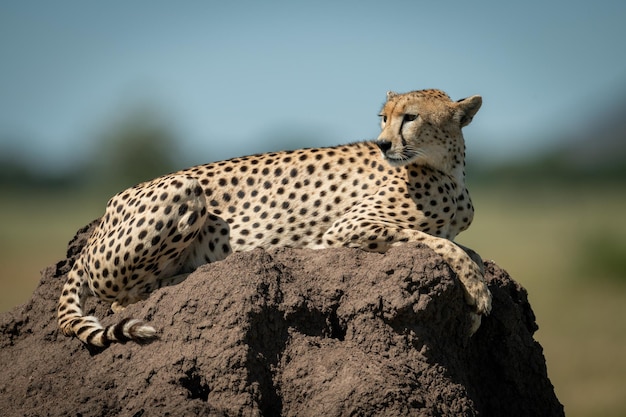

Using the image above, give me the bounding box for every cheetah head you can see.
[375,89,482,176]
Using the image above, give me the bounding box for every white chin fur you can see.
[384,158,407,167]
[382,154,419,167]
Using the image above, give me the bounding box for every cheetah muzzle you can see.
[57,88,492,347]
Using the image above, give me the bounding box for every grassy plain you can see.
[1,184,625,417]
[460,184,626,417]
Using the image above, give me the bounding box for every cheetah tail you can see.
[57,262,156,347]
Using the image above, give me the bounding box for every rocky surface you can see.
[0,222,564,416]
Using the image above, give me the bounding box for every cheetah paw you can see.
[466,280,492,335]
[474,284,492,316]
[111,301,126,313]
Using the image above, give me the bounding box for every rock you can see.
[0,223,564,417]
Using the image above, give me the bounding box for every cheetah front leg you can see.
[324,222,492,334]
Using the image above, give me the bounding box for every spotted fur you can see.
[58,89,491,347]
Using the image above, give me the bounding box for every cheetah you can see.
[57,89,492,347]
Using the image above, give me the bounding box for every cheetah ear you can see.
[386,91,398,100]
[455,95,482,127]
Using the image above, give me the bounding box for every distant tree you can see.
[88,105,183,190]
[0,140,86,189]
[0,149,36,186]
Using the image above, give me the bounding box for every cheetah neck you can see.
[404,154,466,188]
[403,142,466,187]
[443,143,467,187]
[450,157,466,188]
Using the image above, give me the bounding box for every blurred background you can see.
[1,1,625,415]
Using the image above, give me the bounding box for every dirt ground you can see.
[0,222,564,416]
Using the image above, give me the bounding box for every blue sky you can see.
[1,0,625,172]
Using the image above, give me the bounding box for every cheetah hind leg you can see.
[99,177,208,342]
[58,175,208,347]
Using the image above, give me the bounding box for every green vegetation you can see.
[577,230,626,284]
[459,184,626,417]
[0,104,185,194]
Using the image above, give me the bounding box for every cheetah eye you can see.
[379,114,388,129]
[403,114,418,122]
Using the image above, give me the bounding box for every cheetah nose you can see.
[375,140,392,153]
